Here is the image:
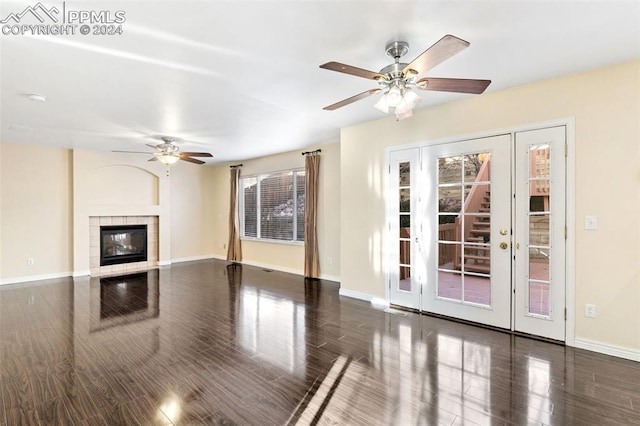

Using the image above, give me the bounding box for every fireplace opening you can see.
[100,224,148,266]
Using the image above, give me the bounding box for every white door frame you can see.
[385,118,575,345]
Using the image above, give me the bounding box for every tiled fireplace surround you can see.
[89,215,159,276]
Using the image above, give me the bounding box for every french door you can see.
[388,148,421,309]
[422,134,512,329]
[388,126,567,341]
[513,126,566,341]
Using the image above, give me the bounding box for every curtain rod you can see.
[301,149,321,156]
[229,163,243,168]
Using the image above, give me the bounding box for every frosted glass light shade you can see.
[386,86,403,107]
[158,154,180,165]
[403,90,422,109]
[374,96,390,113]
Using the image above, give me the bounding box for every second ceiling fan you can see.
[320,35,491,120]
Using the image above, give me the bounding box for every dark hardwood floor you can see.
[1,259,639,425]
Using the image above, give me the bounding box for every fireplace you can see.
[100,224,148,266]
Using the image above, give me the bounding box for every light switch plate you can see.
[585,215,598,230]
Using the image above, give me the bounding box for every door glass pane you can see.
[529,248,550,282]
[438,218,459,241]
[439,186,462,213]
[399,215,410,237]
[463,244,491,275]
[399,266,411,291]
[400,241,411,265]
[400,188,410,212]
[529,215,550,246]
[530,145,550,178]
[529,282,550,316]
[465,214,491,244]
[439,156,462,184]
[399,162,410,186]
[464,152,491,183]
[438,271,462,301]
[464,183,491,213]
[438,242,458,269]
[530,179,550,208]
[464,272,491,306]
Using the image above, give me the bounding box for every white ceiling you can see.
[1,1,639,164]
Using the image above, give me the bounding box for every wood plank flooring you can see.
[1,259,639,425]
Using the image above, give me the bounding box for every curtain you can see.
[304,153,320,278]
[226,168,242,262]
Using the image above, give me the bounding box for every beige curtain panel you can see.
[227,168,242,262]
[304,153,320,278]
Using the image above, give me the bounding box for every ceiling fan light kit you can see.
[113,136,213,166]
[320,35,491,120]
[157,153,180,165]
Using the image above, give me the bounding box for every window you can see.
[241,169,305,242]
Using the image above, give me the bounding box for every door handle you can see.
[499,242,509,250]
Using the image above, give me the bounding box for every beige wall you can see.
[211,142,341,280]
[0,144,217,282]
[340,59,640,351]
[170,161,216,261]
[0,143,73,280]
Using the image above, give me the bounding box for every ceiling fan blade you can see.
[415,77,491,94]
[320,62,386,81]
[180,156,205,165]
[323,88,381,111]
[148,156,158,162]
[181,152,213,157]
[403,35,470,76]
[146,143,162,151]
[112,150,153,154]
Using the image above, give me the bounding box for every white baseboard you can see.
[319,273,340,283]
[339,288,375,301]
[73,270,90,278]
[240,259,304,276]
[0,271,73,286]
[226,259,341,282]
[338,288,390,309]
[170,254,216,264]
[573,338,640,362]
[157,260,172,267]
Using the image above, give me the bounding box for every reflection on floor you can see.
[1,259,639,425]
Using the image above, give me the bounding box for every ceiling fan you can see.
[320,35,491,120]
[114,136,213,165]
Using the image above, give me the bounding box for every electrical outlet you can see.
[327,257,332,265]
[585,304,597,318]
[27,258,34,266]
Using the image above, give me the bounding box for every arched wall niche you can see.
[87,165,159,206]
